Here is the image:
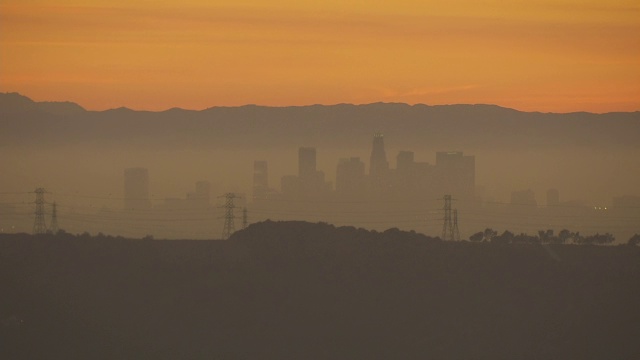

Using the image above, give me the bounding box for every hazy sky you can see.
[2,0,639,112]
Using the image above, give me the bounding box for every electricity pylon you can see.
[453,209,460,241]
[219,193,239,239]
[33,188,47,235]
[441,195,454,241]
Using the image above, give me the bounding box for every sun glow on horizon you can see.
[1,0,639,112]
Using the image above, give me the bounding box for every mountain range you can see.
[1,92,638,151]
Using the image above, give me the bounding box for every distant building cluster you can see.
[124,167,212,212]
[252,133,475,203]
[279,147,332,200]
[102,136,638,240]
[117,135,476,238]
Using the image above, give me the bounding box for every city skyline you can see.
[2,0,639,113]
[2,1,639,355]
[0,74,638,241]
[2,135,638,242]
[3,92,638,211]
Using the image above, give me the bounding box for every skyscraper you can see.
[369,133,389,179]
[124,167,151,211]
[298,147,330,197]
[298,147,317,179]
[336,157,366,198]
[253,160,269,200]
[396,151,415,176]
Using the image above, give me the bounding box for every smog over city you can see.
[1,0,639,359]
[1,94,638,241]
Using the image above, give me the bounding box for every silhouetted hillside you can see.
[1,221,639,359]
[0,92,85,116]
[1,92,638,150]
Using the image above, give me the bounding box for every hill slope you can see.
[1,221,639,359]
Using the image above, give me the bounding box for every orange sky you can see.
[1,0,639,112]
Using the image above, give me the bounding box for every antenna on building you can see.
[441,195,455,241]
[33,188,47,235]
[219,193,239,239]
[49,201,59,234]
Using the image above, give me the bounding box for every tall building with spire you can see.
[369,132,389,179]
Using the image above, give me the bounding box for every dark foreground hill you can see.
[1,221,639,359]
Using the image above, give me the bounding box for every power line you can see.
[4,189,640,210]
[1,186,637,240]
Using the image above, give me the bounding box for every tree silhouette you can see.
[571,231,583,244]
[469,232,484,242]
[538,229,555,244]
[483,228,497,242]
[492,230,514,244]
[558,229,571,244]
[513,233,539,244]
[580,233,615,245]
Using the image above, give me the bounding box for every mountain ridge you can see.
[3,92,638,115]
[1,92,638,150]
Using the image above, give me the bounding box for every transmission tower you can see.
[441,195,454,241]
[242,207,248,229]
[49,201,59,234]
[219,193,239,239]
[33,188,47,235]
[453,209,460,241]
